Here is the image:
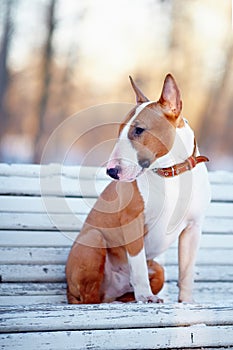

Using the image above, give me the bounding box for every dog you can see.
[66,74,211,304]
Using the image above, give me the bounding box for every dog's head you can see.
[106,74,183,181]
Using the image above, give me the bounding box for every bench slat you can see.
[0,231,232,248]
[0,163,107,179]
[0,212,86,230]
[0,213,232,233]
[0,176,108,197]
[0,264,232,283]
[0,246,232,265]
[1,282,233,305]
[1,303,233,332]
[0,325,233,349]
[1,175,233,201]
[0,230,77,247]
[0,196,96,214]
[1,196,233,218]
[208,171,233,184]
[1,163,233,183]
[2,281,232,297]
[0,282,66,295]
[1,163,233,182]
[0,295,67,305]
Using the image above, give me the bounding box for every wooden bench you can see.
[0,163,233,350]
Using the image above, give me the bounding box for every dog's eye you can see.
[134,127,145,136]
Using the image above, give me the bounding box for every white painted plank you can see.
[203,217,233,233]
[0,196,97,214]
[1,164,233,184]
[206,202,233,217]
[0,325,233,349]
[1,196,232,219]
[0,230,77,247]
[0,295,67,306]
[208,171,233,184]
[163,247,233,266]
[0,282,232,298]
[0,247,70,264]
[0,282,66,296]
[0,246,232,265]
[0,231,232,248]
[0,212,232,233]
[175,233,233,249]
[0,175,109,197]
[0,163,108,180]
[0,212,86,230]
[211,184,233,202]
[1,303,233,332]
[1,175,233,201]
[0,163,43,177]
[159,281,233,304]
[0,264,232,283]
[0,289,232,306]
[0,264,66,282]
[1,282,233,305]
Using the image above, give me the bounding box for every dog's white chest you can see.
[137,172,180,257]
[136,164,210,259]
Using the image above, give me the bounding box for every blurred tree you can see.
[198,41,233,161]
[0,0,231,168]
[34,0,57,163]
[0,0,14,149]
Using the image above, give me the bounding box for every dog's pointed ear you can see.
[129,76,149,104]
[159,74,182,118]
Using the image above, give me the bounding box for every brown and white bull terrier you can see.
[66,74,211,304]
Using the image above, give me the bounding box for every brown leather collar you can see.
[152,138,209,178]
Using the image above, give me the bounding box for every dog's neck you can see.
[149,119,195,170]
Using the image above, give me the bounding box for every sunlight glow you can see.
[78,0,169,87]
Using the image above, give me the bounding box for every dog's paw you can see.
[178,298,194,304]
[178,289,194,303]
[136,294,163,303]
[178,294,194,303]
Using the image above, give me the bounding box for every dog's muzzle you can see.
[106,166,121,180]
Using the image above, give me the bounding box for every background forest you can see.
[0,0,232,170]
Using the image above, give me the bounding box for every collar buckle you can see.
[151,137,209,178]
[171,166,175,177]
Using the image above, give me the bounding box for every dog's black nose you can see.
[106,167,120,180]
[139,159,150,169]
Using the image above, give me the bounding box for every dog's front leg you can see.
[127,245,162,303]
[178,221,202,303]
[120,204,162,303]
[126,227,163,303]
